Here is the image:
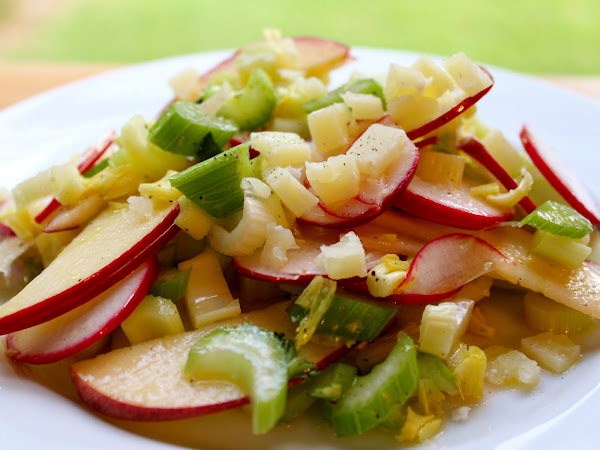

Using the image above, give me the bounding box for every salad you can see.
[1,30,600,447]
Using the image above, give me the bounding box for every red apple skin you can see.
[0,206,180,335]
[520,125,600,224]
[394,177,515,230]
[406,66,494,140]
[458,137,537,214]
[6,257,159,365]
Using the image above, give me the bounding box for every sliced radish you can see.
[393,233,513,301]
[520,125,600,224]
[0,204,180,334]
[0,222,15,238]
[406,67,494,140]
[34,131,114,224]
[394,177,514,230]
[458,136,536,213]
[70,302,345,421]
[43,195,106,233]
[299,139,419,228]
[6,257,159,364]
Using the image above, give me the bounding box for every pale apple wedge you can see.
[394,176,514,230]
[70,302,347,421]
[458,137,537,213]
[43,195,106,233]
[405,66,493,140]
[391,233,514,304]
[0,204,179,335]
[481,226,600,319]
[520,125,600,224]
[6,257,159,364]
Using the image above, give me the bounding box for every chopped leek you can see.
[148,101,238,158]
[327,332,418,437]
[520,200,593,239]
[419,300,474,359]
[524,291,594,334]
[169,143,254,218]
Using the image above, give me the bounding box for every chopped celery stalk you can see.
[288,284,397,346]
[185,323,289,434]
[82,158,109,178]
[218,68,277,131]
[148,101,238,157]
[417,353,458,395]
[303,78,386,113]
[524,291,594,334]
[288,276,337,349]
[379,404,407,432]
[281,363,357,423]
[169,143,253,218]
[121,295,185,345]
[520,200,593,239]
[531,229,591,269]
[419,301,474,359]
[149,267,191,302]
[327,332,418,437]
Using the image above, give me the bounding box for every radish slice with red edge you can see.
[405,66,494,140]
[394,177,515,230]
[43,195,106,234]
[6,257,159,365]
[520,125,600,224]
[458,137,537,214]
[393,233,513,300]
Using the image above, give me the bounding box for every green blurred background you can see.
[0,0,598,73]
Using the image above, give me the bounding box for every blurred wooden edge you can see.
[0,62,598,110]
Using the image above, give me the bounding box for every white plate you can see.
[1,48,600,450]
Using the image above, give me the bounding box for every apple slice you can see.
[70,302,347,421]
[299,138,419,228]
[391,233,514,304]
[34,132,114,224]
[0,204,180,335]
[394,176,514,229]
[458,137,537,213]
[6,257,159,364]
[482,226,600,319]
[405,67,494,140]
[43,195,106,233]
[520,125,600,224]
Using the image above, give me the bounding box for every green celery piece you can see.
[303,78,386,114]
[148,101,238,158]
[417,352,458,395]
[327,332,418,437]
[218,68,277,131]
[288,285,397,345]
[185,323,289,435]
[520,200,593,239]
[82,158,109,178]
[169,143,252,218]
[149,267,191,302]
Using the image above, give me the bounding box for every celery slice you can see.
[531,229,591,269]
[327,332,418,437]
[218,68,277,131]
[417,353,458,395]
[185,323,289,434]
[520,200,593,239]
[149,267,191,302]
[524,291,594,334]
[169,143,253,218]
[303,78,386,113]
[82,158,109,178]
[148,101,238,157]
[288,282,397,346]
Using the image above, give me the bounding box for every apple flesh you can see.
[458,137,537,213]
[6,257,159,365]
[0,203,179,335]
[394,176,515,230]
[70,302,347,421]
[42,195,106,233]
[520,125,600,224]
